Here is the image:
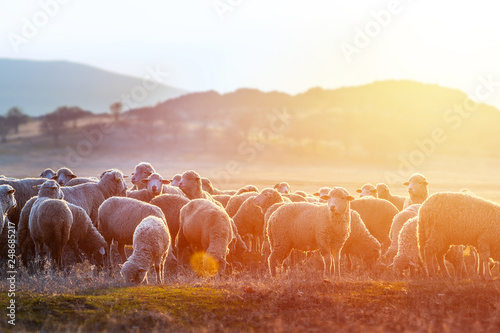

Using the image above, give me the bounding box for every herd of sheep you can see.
[1,162,499,284]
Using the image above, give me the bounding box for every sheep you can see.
[226,192,259,218]
[201,177,237,196]
[170,174,182,187]
[177,199,233,274]
[130,162,155,190]
[28,180,72,268]
[61,169,127,226]
[403,173,429,209]
[39,168,56,179]
[381,204,421,265]
[52,167,77,186]
[350,197,399,253]
[356,183,378,198]
[267,187,354,280]
[120,216,170,284]
[0,185,16,234]
[97,196,166,264]
[0,177,46,225]
[274,182,291,194]
[64,177,99,187]
[235,185,259,195]
[150,194,191,249]
[283,193,308,203]
[418,191,500,280]
[341,210,381,270]
[313,187,331,203]
[126,172,170,203]
[376,183,405,211]
[179,170,218,202]
[212,194,232,208]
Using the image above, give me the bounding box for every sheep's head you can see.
[142,173,170,196]
[356,183,378,198]
[120,261,147,285]
[179,170,202,198]
[403,173,428,201]
[0,185,16,227]
[101,169,128,196]
[37,180,64,199]
[254,188,282,213]
[321,187,354,215]
[363,240,382,269]
[93,245,107,268]
[51,167,76,186]
[130,162,155,189]
[314,187,332,203]
[236,185,259,195]
[274,182,291,194]
[39,168,56,179]
[170,174,182,187]
[376,183,390,199]
[201,177,215,194]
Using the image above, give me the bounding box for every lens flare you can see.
[189,252,219,277]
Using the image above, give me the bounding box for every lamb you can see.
[120,216,170,284]
[126,172,170,203]
[350,197,399,253]
[170,174,182,187]
[341,210,381,270]
[61,169,127,226]
[150,194,191,248]
[274,182,291,194]
[97,196,166,264]
[313,187,331,203]
[235,185,259,195]
[267,187,353,279]
[201,177,237,196]
[403,173,429,209]
[418,191,500,280]
[177,199,234,274]
[0,185,16,234]
[381,204,421,265]
[39,168,56,179]
[226,192,259,218]
[28,180,72,268]
[130,162,155,190]
[356,183,378,198]
[52,167,77,186]
[376,183,405,211]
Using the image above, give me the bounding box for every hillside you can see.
[0,59,187,116]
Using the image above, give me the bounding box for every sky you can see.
[1,0,500,109]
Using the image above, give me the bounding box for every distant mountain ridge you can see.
[0,58,187,116]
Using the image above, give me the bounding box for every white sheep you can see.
[150,194,191,250]
[226,192,259,218]
[126,172,170,203]
[179,170,218,203]
[267,187,354,280]
[130,162,155,190]
[170,174,182,187]
[376,183,405,211]
[201,177,237,196]
[274,182,291,194]
[120,215,171,284]
[39,168,56,179]
[313,187,331,203]
[418,191,500,280]
[403,173,429,209]
[52,167,77,186]
[0,177,46,225]
[356,183,378,198]
[0,185,16,234]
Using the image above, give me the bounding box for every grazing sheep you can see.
[201,177,237,196]
[39,168,56,179]
[52,167,77,186]
[120,216,170,284]
[213,194,232,208]
[235,185,259,195]
[381,204,421,265]
[226,192,259,218]
[274,182,291,194]
[61,169,127,226]
[177,199,233,274]
[170,174,182,187]
[150,194,190,248]
[342,210,381,270]
[350,197,399,253]
[403,173,429,209]
[313,187,331,203]
[267,187,354,279]
[376,183,405,211]
[0,185,16,234]
[64,177,99,187]
[126,172,170,203]
[418,191,500,280]
[391,216,422,276]
[356,183,378,198]
[97,196,166,264]
[29,180,72,268]
[130,162,155,190]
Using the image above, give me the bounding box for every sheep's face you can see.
[120,261,147,285]
[322,187,354,215]
[131,163,155,189]
[274,182,290,194]
[376,184,390,199]
[40,168,56,179]
[314,187,332,203]
[143,173,170,196]
[170,174,182,187]
[0,185,16,222]
[179,170,202,197]
[254,188,281,212]
[37,180,64,199]
[201,178,215,194]
[403,174,428,199]
[102,170,128,196]
[356,184,378,198]
[52,167,76,186]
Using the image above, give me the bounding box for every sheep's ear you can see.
[373,189,378,194]
[423,181,428,186]
[123,175,129,179]
[313,192,320,196]
[33,185,41,189]
[118,264,124,269]
[141,179,149,184]
[320,196,330,201]
[99,247,106,255]
[7,189,15,194]
[273,183,279,189]
[403,182,409,186]
[70,174,77,179]
[346,195,355,201]
[51,176,58,180]
[138,268,147,273]
[356,189,362,193]
[162,180,171,185]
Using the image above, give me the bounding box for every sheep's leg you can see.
[154,263,161,284]
[319,247,333,280]
[423,246,436,278]
[435,250,452,279]
[268,248,291,277]
[117,242,127,263]
[477,243,492,281]
[333,250,341,279]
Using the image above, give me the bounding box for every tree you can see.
[110,101,123,122]
[40,106,71,146]
[6,107,29,134]
[0,116,9,143]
